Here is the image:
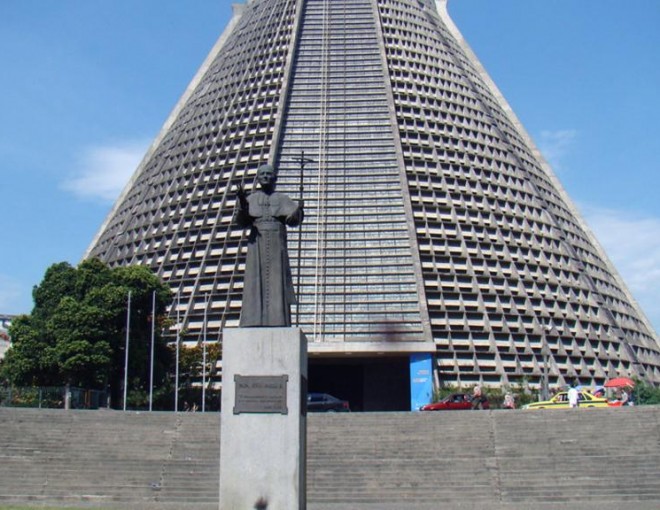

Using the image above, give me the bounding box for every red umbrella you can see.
[604,377,635,388]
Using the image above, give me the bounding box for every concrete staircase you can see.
[0,406,658,509]
[308,408,660,508]
[0,409,219,507]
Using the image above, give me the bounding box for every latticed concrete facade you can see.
[87,0,660,401]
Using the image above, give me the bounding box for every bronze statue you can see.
[235,164,304,327]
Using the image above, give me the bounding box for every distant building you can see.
[85,0,659,410]
[0,315,13,360]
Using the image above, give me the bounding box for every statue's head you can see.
[257,164,277,191]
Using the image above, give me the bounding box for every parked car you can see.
[420,393,489,411]
[307,393,350,412]
[523,391,613,410]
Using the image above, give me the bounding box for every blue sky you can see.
[1,0,659,334]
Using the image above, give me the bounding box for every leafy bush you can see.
[632,379,660,405]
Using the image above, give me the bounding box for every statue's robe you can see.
[235,190,303,327]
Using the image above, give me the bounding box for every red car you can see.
[420,393,490,411]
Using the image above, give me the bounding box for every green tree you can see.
[47,296,113,388]
[177,342,221,388]
[1,314,57,386]
[31,262,78,324]
[1,259,173,408]
[632,379,660,405]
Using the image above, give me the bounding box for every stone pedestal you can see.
[219,328,307,510]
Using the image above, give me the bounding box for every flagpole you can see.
[175,291,180,412]
[149,290,156,411]
[123,290,131,411]
[202,293,208,413]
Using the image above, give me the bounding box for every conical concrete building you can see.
[86,0,660,410]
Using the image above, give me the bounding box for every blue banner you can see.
[410,353,433,411]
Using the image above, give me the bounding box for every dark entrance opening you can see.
[308,356,410,411]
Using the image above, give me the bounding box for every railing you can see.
[0,386,108,410]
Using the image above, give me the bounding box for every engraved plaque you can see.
[234,375,288,414]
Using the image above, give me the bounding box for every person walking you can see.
[567,386,579,409]
[471,385,485,410]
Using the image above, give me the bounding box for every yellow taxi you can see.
[523,390,611,410]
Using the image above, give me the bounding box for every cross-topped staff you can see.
[291,150,314,327]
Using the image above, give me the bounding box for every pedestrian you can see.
[567,386,579,409]
[503,393,515,410]
[471,385,485,410]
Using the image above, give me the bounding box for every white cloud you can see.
[61,140,149,202]
[538,129,577,172]
[582,206,660,333]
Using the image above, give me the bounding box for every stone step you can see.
[1,406,659,509]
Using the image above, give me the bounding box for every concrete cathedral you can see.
[85,0,660,411]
